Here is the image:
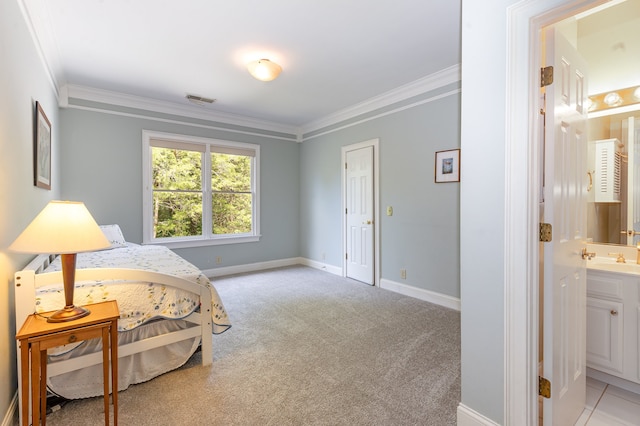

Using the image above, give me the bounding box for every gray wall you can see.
[59,106,301,271]
[0,0,61,419]
[301,84,460,297]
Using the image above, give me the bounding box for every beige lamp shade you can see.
[247,59,282,82]
[10,200,110,254]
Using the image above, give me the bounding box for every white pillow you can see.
[99,224,127,249]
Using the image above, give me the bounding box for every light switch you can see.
[386,206,393,216]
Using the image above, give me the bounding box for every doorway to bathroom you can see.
[537,1,640,424]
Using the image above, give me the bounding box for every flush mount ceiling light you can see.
[247,59,282,82]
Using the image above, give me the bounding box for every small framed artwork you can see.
[34,101,51,190]
[434,149,460,183]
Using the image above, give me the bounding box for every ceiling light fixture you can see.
[247,59,282,82]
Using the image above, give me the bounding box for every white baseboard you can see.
[206,258,459,313]
[297,258,343,276]
[205,257,343,278]
[380,278,460,311]
[587,367,640,395]
[3,392,17,426]
[205,257,303,278]
[457,403,501,426]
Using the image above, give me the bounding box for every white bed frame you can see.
[15,253,213,423]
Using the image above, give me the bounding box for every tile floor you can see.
[575,377,640,425]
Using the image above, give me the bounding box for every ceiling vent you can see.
[186,94,216,105]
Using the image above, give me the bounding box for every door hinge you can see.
[541,66,553,87]
[345,253,348,260]
[539,376,551,399]
[539,223,552,242]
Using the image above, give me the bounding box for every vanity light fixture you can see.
[604,92,622,107]
[588,85,640,113]
[247,59,282,82]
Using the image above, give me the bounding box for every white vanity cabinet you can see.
[586,269,640,387]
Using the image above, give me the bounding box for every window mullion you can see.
[202,147,213,239]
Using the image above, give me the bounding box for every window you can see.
[142,131,260,247]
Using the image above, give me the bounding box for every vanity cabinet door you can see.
[586,297,624,375]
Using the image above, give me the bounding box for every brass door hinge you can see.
[539,376,551,398]
[541,66,553,87]
[540,223,552,242]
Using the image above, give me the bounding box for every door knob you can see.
[363,220,372,225]
[610,310,618,316]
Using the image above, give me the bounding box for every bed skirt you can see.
[47,319,200,399]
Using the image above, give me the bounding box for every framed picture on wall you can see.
[434,148,460,183]
[34,101,51,190]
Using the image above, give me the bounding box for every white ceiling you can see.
[577,0,640,94]
[21,0,462,131]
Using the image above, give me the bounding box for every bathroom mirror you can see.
[578,0,640,246]
[587,113,640,246]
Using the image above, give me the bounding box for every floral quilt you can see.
[37,244,230,333]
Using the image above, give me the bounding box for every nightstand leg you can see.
[110,319,118,425]
[19,340,29,426]
[102,327,110,425]
[31,342,41,426]
[40,349,47,426]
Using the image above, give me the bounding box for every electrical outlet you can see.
[400,269,406,279]
[386,206,393,216]
[215,256,222,264]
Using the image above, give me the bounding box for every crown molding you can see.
[62,84,302,137]
[299,64,461,135]
[62,63,461,142]
[18,0,64,97]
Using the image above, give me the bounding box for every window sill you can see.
[143,235,260,249]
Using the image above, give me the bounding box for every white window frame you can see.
[142,130,260,248]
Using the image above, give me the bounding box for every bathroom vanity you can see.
[586,256,640,393]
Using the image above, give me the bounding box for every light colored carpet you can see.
[33,265,460,425]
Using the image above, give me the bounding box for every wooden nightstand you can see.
[16,300,120,426]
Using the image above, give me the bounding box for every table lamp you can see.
[10,201,110,322]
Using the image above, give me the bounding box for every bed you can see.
[14,225,230,404]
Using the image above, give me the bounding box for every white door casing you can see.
[345,145,374,285]
[542,25,588,426]
[501,1,606,425]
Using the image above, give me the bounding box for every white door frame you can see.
[341,138,380,286]
[505,0,607,424]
